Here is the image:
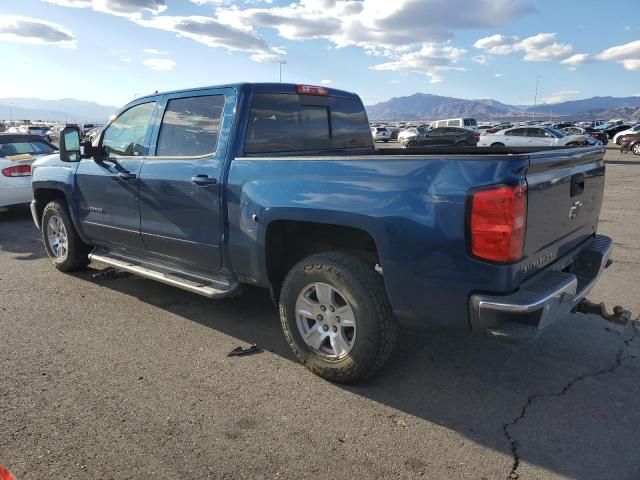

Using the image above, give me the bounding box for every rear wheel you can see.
[616,136,624,145]
[490,142,505,147]
[633,144,640,155]
[42,201,91,272]
[279,251,397,383]
[406,141,418,148]
[455,141,469,147]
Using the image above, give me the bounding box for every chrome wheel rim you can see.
[46,215,68,259]
[295,282,357,359]
[633,144,640,155]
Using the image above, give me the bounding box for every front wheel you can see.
[616,136,624,145]
[406,141,418,148]
[491,142,505,147]
[633,144,640,155]
[279,251,397,383]
[42,201,91,271]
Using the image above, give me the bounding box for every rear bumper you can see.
[469,234,613,340]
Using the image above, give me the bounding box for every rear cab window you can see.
[0,140,55,157]
[244,93,372,154]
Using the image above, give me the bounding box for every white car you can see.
[613,124,640,145]
[371,126,391,142]
[478,126,590,147]
[0,134,57,210]
[397,125,428,143]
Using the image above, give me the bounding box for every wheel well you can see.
[265,220,380,290]
[33,188,66,221]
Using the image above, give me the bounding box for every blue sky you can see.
[1,0,639,107]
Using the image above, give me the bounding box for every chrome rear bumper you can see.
[470,234,613,341]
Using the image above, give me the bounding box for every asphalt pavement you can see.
[0,146,638,479]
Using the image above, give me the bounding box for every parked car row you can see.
[2,122,103,144]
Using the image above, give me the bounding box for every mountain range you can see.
[0,98,119,124]
[1,94,639,124]
[365,94,640,122]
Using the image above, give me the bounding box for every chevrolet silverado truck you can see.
[31,83,612,383]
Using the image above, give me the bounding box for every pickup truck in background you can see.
[31,83,612,383]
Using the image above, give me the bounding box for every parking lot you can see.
[0,145,638,480]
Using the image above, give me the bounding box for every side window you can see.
[156,95,225,157]
[447,119,461,127]
[506,128,524,136]
[527,128,546,137]
[102,102,156,157]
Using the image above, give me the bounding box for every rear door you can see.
[526,128,554,146]
[523,148,605,276]
[137,88,234,270]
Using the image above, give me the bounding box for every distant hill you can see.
[366,93,640,122]
[0,98,119,124]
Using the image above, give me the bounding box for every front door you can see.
[138,89,233,270]
[75,101,158,251]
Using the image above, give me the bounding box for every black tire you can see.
[566,142,580,147]
[616,136,623,145]
[279,251,397,383]
[41,200,91,272]
[455,141,469,147]
[491,142,505,147]
[406,141,418,148]
[383,140,389,143]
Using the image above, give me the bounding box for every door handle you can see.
[191,175,217,186]
[117,172,137,180]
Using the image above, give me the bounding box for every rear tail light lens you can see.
[296,84,329,96]
[2,164,32,177]
[469,182,527,263]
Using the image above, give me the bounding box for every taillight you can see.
[2,164,31,177]
[296,84,329,96]
[469,182,527,263]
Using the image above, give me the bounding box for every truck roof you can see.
[134,83,361,103]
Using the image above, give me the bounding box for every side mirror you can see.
[59,127,81,162]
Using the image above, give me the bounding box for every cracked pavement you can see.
[1,146,639,479]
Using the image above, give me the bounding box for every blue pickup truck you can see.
[31,83,612,382]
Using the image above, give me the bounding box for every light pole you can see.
[532,74,542,122]
[9,103,13,123]
[278,59,287,83]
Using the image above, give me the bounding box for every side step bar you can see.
[88,253,240,299]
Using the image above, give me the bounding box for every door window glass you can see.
[156,95,225,157]
[102,102,156,157]
[506,128,526,136]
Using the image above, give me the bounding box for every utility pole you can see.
[532,74,542,122]
[278,59,287,83]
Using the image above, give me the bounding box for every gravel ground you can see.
[0,146,638,480]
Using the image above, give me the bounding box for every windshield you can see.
[545,127,565,138]
[0,141,56,157]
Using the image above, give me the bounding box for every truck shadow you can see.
[0,205,46,261]
[76,265,639,480]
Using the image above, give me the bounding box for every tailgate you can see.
[523,147,605,275]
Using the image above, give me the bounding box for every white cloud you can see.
[250,52,283,62]
[370,43,466,82]
[0,15,76,48]
[541,90,579,104]
[472,54,490,65]
[494,73,505,78]
[217,0,533,50]
[596,40,640,70]
[43,0,166,19]
[319,79,332,85]
[561,53,589,66]
[143,57,176,71]
[143,48,169,55]
[134,15,271,52]
[474,32,572,61]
